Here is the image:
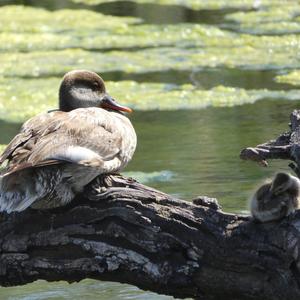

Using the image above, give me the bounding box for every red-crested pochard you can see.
[0,70,136,212]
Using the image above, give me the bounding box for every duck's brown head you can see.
[59,70,132,113]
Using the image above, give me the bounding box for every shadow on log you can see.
[2,111,300,299]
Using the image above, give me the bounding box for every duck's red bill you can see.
[101,97,132,113]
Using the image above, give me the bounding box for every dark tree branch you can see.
[1,174,300,300]
[240,109,300,172]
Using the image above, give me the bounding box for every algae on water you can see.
[0,2,299,122]
[2,13,300,54]
[1,43,300,79]
[275,71,300,86]
[1,76,300,123]
[0,23,233,52]
[0,6,139,33]
[226,4,300,34]
[1,5,300,74]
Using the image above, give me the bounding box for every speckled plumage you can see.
[0,70,136,213]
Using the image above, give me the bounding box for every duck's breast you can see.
[68,108,137,170]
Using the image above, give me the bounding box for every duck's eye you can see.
[92,82,99,90]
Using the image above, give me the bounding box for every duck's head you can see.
[271,172,293,195]
[59,70,132,113]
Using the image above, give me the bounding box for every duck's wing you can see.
[0,111,64,169]
[1,108,123,175]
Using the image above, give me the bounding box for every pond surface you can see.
[1,0,300,299]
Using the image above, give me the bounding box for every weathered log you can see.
[1,174,300,300]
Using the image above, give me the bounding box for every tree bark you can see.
[2,110,300,300]
[240,109,300,173]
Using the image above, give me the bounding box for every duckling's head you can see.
[59,70,132,113]
[271,172,294,195]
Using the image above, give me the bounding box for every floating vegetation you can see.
[226,4,300,34]
[0,5,139,33]
[1,6,300,73]
[230,22,300,35]
[1,5,300,54]
[275,71,300,86]
[0,6,143,51]
[1,42,300,79]
[0,23,233,52]
[0,3,299,123]
[227,4,300,24]
[1,9,300,54]
[1,76,300,123]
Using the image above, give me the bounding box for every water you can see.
[1,0,300,299]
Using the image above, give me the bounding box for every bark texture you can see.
[240,109,300,173]
[2,110,300,299]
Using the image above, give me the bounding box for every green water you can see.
[1,0,300,299]
[130,100,299,211]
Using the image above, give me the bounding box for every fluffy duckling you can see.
[250,172,300,222]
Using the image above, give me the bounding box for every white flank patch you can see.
[53,146,99,163]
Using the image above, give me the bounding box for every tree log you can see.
[2,110,300,299]
[1,175,300,300]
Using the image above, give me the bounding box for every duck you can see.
[0,70,137,213]
[250,172,300,222]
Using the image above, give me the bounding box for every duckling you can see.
[250,172,300,222]
[0,70,136,213]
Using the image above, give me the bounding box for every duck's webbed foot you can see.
[86,175,110,199]
[85,174,126,201]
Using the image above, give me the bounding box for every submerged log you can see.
[2,110,300,299]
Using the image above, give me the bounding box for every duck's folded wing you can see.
[26,128,121,167]
[0,111,65,170]
[0,131,32,165]
[1,109,122,175]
